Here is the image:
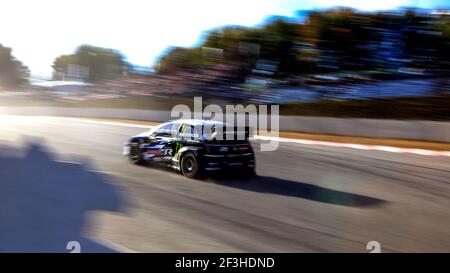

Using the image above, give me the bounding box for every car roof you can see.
[170,119,228,126]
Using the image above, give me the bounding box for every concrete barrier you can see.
[279,116,450,142]
[1,106,449,143]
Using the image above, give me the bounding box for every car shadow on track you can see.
[0,140,129,252]
[135,162,387,208]
[207,173,387,208]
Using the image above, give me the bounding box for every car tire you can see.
[243,167,256,179]
[180,152,202,179]
[129,142,144,165]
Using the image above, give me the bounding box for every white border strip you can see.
[255,135,450,157]
[54,117,153,129]
[30,116,450,158]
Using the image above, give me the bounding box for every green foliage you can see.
[154,9,450,77]
[0,44,29,88]
[53,45,125,82]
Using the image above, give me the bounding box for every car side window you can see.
[179,124,191,136]
[179,124,199,140]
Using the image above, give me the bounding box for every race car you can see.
[123,119,256,178]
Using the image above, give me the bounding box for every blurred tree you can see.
[258,18,301,76]
[154,9,450,78]
[0,44,29,88]
[434,14,450,72]
[304,9,380,71]
[156,20,301,76]
[52,45,126,82]
[155,47,201,73]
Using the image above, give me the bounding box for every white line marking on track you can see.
[255,135,450,157]
[71,118,450,157]
[54,117,154,129]
[18,116,450,158]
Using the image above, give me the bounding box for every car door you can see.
[148,122,178,159]
[175,123,201,153]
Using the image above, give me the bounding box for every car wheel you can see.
[180,152,201,178]
[243,167,256,179]
[129,143,144,165]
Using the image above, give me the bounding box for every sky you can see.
[0,0,448,77]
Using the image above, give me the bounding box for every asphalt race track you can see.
[1,115,449,252]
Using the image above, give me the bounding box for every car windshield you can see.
[149,122,179,137]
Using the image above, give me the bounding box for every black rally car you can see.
[123,119,256,178]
